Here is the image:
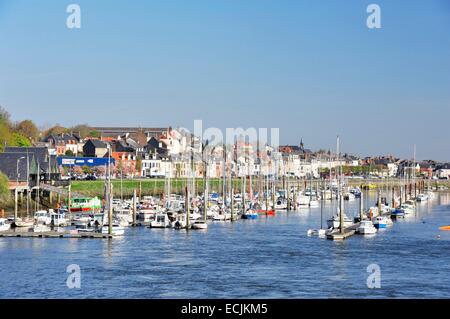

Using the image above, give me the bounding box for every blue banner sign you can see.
[58,157,115,167]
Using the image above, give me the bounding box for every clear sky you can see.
[0,0,449,161]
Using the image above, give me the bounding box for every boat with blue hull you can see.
[242,210,258,220]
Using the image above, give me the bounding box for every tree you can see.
[43,125,67,138]
[0,172,10,202]
[15,120,39,142]
[12,133,32,147]
[65,150,74,156]
[135,156,142,176]
[82,165,92,174]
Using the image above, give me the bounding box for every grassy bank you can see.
[71,178,249,198]
[69,178,450,199]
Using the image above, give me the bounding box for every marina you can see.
[1,191,450,298]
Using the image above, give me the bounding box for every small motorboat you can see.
[191,220,208,230]
[416,194,429,202]
[150,213,171,228]
[358,220,377,235]
[391,208,406,218]
[0,218,11,232]
[33,224,51,233]
[275,198,287,209]
[256,209,275,216]
[372,216,392,229]
[242,210,258,220]
[101,224,125,236]
[327,214,353,229]
[307,229,327,237]
[34,210,51,225]
[74,221,96,234]
[14,218,35,228]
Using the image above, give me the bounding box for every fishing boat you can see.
[357,220,377,235]
[101,224,125,236]
[70,197,102,212]
[0,218,10,232]
[150,213,171,228]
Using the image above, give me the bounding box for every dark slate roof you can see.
[3,147,58,174]
[47,133,78,143]
[87,139,107,148]
[0,153,33,181]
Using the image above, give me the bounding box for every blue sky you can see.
[0,0,449,160]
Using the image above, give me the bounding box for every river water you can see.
[1,191,450,298]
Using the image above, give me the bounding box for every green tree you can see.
[0,172,10,202]
[12,133,32,147]
[65,149,75,156]
[82,165,92,174]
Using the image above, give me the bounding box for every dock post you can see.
[185,186,190,230]
[132,189,137,226]
[14,188,18,223]
[231,188,234,221]
[360,190,364,221]
[391,187,395,208]
[286,179,291,211]
[109,184,113,236]
[293,184,297,211]
[377,189,382,216]
[339,194,344,234]
[68,184,72,213]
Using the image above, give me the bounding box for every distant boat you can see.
[242,210,258,220]
[416,194,429,202]
[358,220,377,235]
[101,224,125,236]
[327,215,353,229]
[150,213,171,228]
[372,216,392,229]
[439,225,450,231]
[191,220,208,230]
[0,218,10,232]
[256,209,275,216]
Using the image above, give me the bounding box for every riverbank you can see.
[69,178,450,198]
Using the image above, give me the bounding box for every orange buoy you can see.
[439,226,450,231]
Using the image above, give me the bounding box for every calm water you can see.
[1,192,450,299]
